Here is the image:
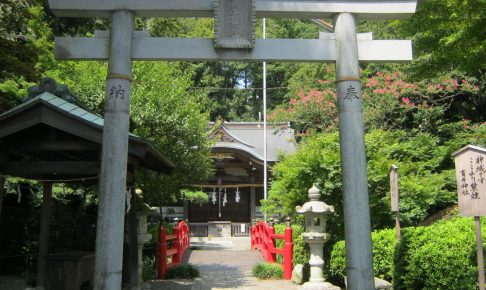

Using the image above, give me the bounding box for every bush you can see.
[330,218,486,290]
[329,229,397,282]
[142,256,156,281]
[394,218,486,290]
[165,264,199,279]
[253,263,284,279]
[274,223,309,265]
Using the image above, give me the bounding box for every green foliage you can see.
[399,0,486,78]
[330,218,486,289]
[43,59,214,206]
[274,223,309,266]
[142,256,156,281]
[264,126,486,240]
[252,263,284,279]
[181,189,209,205]
[49,189,98,251]
[394,218,486,290]
[330,229,397,282]
[129,61,213,205]
[165,264,200,279]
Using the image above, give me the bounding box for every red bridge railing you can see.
[251,218,293,280]
[157,219,190,279]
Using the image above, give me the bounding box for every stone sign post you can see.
[453,145,486,290]
[389,165,400,240]
[46,1,418,289]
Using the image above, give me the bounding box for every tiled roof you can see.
[210,122,296,162]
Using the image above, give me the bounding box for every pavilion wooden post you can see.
[127,187,140,290]
[0,176,5,221]
[250,176,256,220]
[37,182,53,289]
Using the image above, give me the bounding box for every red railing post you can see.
[172,220,181,264]
[266,218,276,263]
[250,219,256,249]
[182,219,190,252]
[158,226,167,279]
[250,218,294,280]
[283,217,293,280]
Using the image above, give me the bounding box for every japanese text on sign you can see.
[453,145,486,216]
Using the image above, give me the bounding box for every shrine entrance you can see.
[187,122,295,233]
[46,1,418,289]
[189,187,251,222]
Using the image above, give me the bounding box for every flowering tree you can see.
[269,71,484,135]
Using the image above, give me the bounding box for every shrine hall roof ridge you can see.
[210,121,296,162]
[0,92,174,172]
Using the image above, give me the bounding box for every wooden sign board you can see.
[453,145,486,216]
[389,165,399,212]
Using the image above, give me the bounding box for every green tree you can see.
[44,60,213,205]
[400,0,486,78]
[263,126,486,238]
[0,0,44,112]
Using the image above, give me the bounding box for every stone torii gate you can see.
[47,1,417,289]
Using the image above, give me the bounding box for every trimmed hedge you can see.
[165,264,199,279]
[329,218,486,290]
[394,218,485,290]
[329,229,397,282]
[253,262,284,279]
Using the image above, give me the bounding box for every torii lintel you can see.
[48,0,418,20]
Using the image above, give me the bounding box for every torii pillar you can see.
[94,10,134,290]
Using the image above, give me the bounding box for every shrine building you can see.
[186,121,296,237]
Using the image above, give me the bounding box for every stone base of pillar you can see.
[300,281,341,290]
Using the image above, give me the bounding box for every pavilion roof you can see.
[0,92,173,181]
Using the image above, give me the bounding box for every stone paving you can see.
[149,237,299,290]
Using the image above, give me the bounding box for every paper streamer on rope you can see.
[223,188,227,207]
[211,188,217,204]
[235,187,240,203]
[126,187,132,213]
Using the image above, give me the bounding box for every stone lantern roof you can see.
[296,184,334,214]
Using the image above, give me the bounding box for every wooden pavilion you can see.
[187,122,296,237]
[0,78,173,290]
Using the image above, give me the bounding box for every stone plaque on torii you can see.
[46,1,418,290]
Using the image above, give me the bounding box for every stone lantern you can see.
[296,184,340,290]
[136,203,157,283]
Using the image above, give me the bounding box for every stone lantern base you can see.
[301,281,341,290]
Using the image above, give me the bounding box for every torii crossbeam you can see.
[46,1,418,290]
